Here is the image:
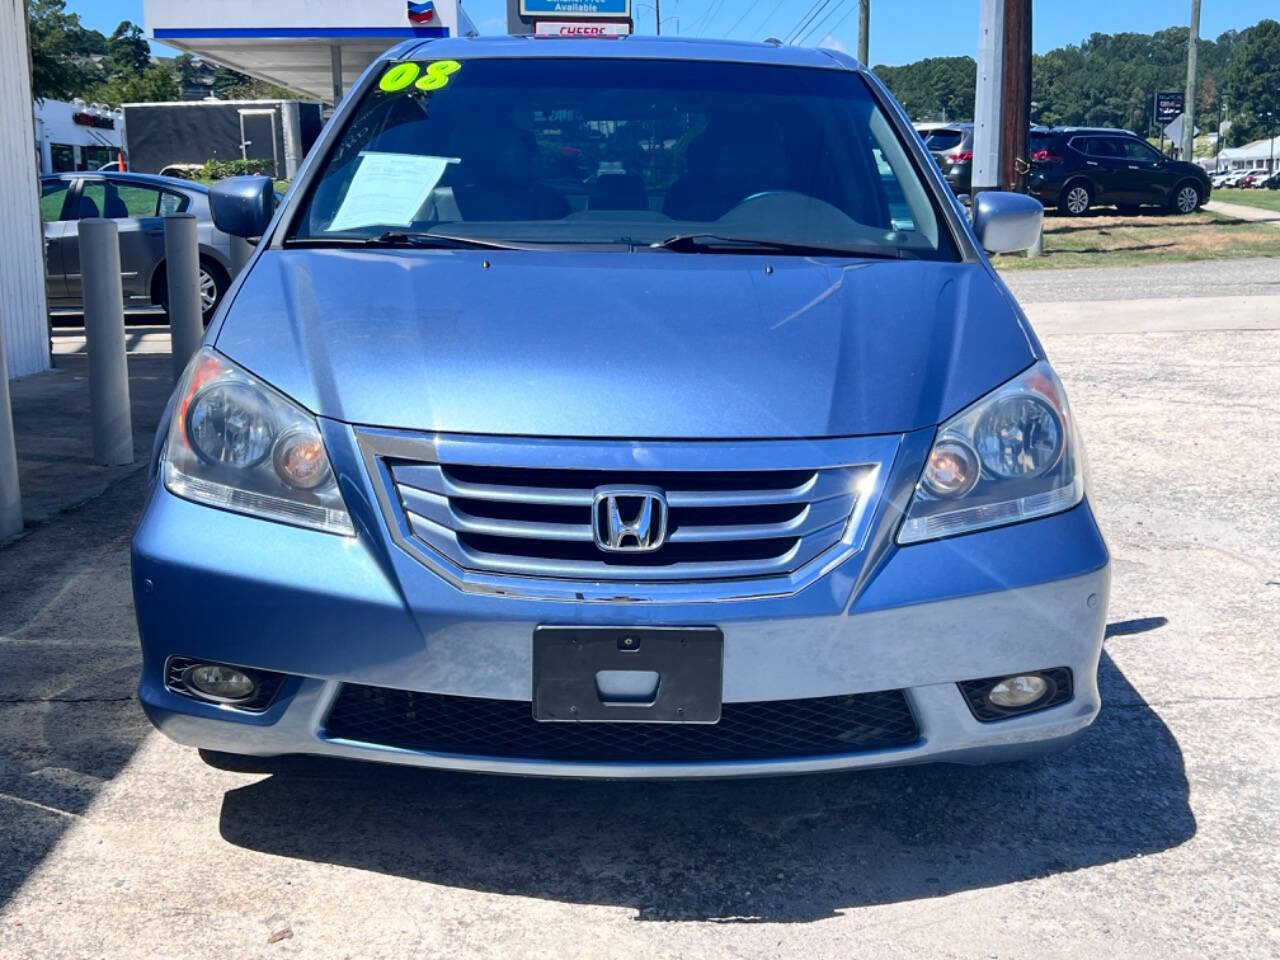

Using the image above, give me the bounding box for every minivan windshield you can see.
[290,57,956,259]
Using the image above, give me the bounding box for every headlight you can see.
[163,349,354,536]
[898,360,1084,544]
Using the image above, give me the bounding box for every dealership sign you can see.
[521,0,630,18]
[535,20,629,35]
[73,112,115,130]
[1155,91,1185,124]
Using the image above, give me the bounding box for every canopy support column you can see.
[330,45,344,105]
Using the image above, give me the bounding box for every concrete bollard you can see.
[79,218,134,466]
[1026,225,1045,259]
[230,235,254,276]
[164,214,203,380]
[0,324,22,539]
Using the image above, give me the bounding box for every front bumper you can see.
[133,447,1109,779]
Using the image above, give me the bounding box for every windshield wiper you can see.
[650,233,910,259]
[287,231,519,250]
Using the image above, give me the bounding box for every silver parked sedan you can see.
[40,172,234,320]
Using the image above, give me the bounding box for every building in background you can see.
[1217,136,1280,173]
[34,99,126,175]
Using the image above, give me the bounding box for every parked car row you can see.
[916,123,1211,216]
[1211,168,1278,189]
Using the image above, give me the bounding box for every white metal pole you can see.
[79,219,134,467]
[0,322,21,539]
[1183,0,1200,163]
[971,0,1005,195]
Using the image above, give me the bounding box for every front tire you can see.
[157,259,230,326]
[198,259,229,322]
[1058,181,1093,216]
[1171,181,1202,214]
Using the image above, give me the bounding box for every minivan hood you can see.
[215,249,1037,439]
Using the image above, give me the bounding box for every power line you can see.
[778,0,824,43]
[783,0,827,42]
[797,1,847,45]
[693,0,728,37]
[751,0,801,41]
[788,0,838,44]
[724,0,764,38]
[812,4,857,48]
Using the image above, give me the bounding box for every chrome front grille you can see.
[357,431,899,601]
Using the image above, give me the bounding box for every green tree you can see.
[878,19,1260,139]
[105,21,152,77]
[1227,19,1280,144]
[174,53,201,91]
[212,65,298,101]
[873,57,976,122]
[26,0,106,100]
[94,61,180,106]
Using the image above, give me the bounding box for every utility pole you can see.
[999,0,1032,191]
[655,0,661,35]
[858,0,870,64]
[1183,0,1200,163]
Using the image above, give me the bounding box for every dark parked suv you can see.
[1028,128,1211,216]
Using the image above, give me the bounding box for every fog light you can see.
[988,674,1048,709]
[182,663,257,703]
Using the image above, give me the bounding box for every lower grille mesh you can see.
[324,685,920,762]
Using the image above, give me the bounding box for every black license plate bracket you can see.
[533,626,723,723]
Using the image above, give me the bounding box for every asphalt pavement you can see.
[1,262,1278,958]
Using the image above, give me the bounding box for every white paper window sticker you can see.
[328,152,459,233]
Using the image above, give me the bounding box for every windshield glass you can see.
[290,57,954,258]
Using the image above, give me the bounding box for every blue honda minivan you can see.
[131,36,1109,778]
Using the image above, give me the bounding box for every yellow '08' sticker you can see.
[415,60,462,91]
[378,60,462,94]
[378,62,421,92]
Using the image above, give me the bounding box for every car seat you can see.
[102,185,130,219]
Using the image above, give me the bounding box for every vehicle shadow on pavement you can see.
[216,649,1194,921]
[0,472,155,906]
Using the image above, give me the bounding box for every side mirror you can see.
[209,176,275,239]
[972,191,1043,254]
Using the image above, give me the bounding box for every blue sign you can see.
[520,0,630,17]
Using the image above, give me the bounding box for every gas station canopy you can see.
[143,0,478,103]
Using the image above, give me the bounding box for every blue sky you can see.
[70,0,1278,66]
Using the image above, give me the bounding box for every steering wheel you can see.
[738,189,812,206]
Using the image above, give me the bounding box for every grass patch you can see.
[1211,188,1280,214]
[993,209,1280,271]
